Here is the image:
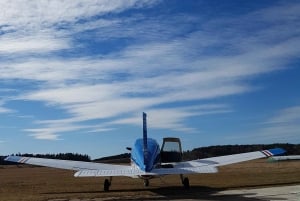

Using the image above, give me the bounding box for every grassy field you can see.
[0,159,299,201]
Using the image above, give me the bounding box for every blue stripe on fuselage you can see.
[131,138,160,172]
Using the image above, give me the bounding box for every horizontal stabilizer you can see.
[74,166,217,177]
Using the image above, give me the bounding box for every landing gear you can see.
[104,177,112,191]
[144,179,149,187]
[180,174,190,189]
[183,177,190,189]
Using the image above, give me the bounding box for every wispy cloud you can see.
[111,104,231,132]
[0,107,12,113]
[0,100,14,113]
[28,104,231,140]
[23,123,100,140]
[259,106,300,142]
[0,0,158,30]
[0,33,70,54]
[265,106,300,124]
[226,105,300,144]
[0,1,299,140]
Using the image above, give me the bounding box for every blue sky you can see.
[0,0,300,159]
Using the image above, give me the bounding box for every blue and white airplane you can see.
[5,113,285,191]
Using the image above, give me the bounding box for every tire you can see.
[104,179,110,191]
[144,179,149,187]
[183,177,190,190]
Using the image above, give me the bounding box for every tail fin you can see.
[143,112,148,166]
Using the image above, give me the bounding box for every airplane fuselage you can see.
[131,138,160,172]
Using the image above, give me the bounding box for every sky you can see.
[0,0,300,159]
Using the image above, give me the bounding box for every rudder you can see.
[143,112,148,166]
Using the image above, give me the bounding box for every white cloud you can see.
[0,0,158,30]
[0,100,14,113]
[0,33,70,54]
[87,127,115,134]
[257,106,300,142]
[265,106,300,124]
[28,131,61,140]
[0,107,12,113]
[226,105,300,144]
[0,0,159,55]
[0,1,300,140]
[24,123,97,140]
[112,105,231,132]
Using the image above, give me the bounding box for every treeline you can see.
[182,143,300,160]
[0,153,91,165]
[94,153,130,163]
[16,152,91,161]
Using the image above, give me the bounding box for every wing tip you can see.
[262,148,286,157]
[4,155,30,163]
[4,155,19,162]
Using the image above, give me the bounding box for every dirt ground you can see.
[0,159,299,201]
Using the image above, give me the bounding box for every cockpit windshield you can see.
[161,138,182,163]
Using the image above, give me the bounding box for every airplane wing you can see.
[4,155,129,171]
[171,148,286,169]
[5,148,284,177]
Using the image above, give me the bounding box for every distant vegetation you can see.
[94,153,130,163]
[15,153,91,161]
[1,143,299,165]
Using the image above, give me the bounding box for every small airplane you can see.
[5,112,285,191]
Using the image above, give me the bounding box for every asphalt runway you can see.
[47,185,300,201]
[217,185,300,201]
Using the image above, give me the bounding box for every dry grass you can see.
[0,159,299,201]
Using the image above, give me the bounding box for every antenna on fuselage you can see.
[143,112,148,166]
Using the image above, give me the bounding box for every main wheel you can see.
[104,179,110,191]
[183,177,190,190]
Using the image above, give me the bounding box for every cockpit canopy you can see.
[160,137,183,163]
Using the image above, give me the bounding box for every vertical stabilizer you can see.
[142,112,148,166]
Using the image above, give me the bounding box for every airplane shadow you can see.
[42,186,273,201]
[137,186,265,201]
